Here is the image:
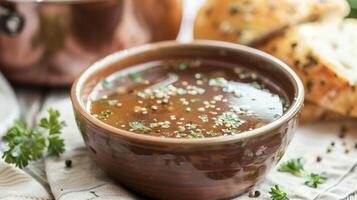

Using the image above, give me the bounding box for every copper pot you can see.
[0,0,182,86]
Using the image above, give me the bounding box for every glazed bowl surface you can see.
[71,41,304,200]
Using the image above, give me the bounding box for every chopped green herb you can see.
[101,99,119,106]
[198,114,209,122]
[115,75,123,81]
[149,123,159,128]
[250,82,263,90]
[188,131,205,139]
[215,111,245,133]
[269,185,289,200]
[129,122,151,133]
[304,173,328,188]
[186,123,198,130]
[98,110,113,120]
[190,98,203,103]
[209,77,228,87]
[161,124,170,129]
[274,114,281,119]
[176,63,188,70]
[101,79,112,88]
[280,98,288,109]
[206,131,217,137]
[178,126,186,133]
[278,158,305,176]
[176,88,186,95]
[129,71,142,82]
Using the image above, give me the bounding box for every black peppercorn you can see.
[65,159,72,168]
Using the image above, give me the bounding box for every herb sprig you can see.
[2,121,46,169]
[269,185,289,200]
[278,158,306,176]
[278,158,328,188]
[2,108,66,168]
[39,109,66,156]
[304,173,328,188]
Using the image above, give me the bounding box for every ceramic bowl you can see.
[71,41,304,200]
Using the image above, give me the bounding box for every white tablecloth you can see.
[2,94,353,200]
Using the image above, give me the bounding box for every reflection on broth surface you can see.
[89,59,289,138]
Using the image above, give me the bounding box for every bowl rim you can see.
[71,40,304,145]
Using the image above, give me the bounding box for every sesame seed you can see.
[151,105,158,111]
[198,107,205,112]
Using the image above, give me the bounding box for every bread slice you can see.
[259,19,357,117]
[194,0,349,45]
[300,101,346,123]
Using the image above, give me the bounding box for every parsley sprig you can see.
[2,108,66,168]
[269,185,289,200]
[278,158,328,188]
[304,173,328,188]
[2,121,46,169]
[278,158,306,176]
[39,109,66,156]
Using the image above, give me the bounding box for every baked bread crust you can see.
[194,0,349,45]
[259,19,357,117]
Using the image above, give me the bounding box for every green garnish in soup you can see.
[89,59,289,139]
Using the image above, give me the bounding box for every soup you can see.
[89,59,289,139]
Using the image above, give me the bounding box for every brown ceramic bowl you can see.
[71,41,304,200]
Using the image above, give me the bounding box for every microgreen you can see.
[101,99,119,106]
[269,185,289,200]
[98,110,113,120]
[304,173,328,188]
[129,71,142,82]
[250,82,263,90]
[278,158,305,176]
[129,122,151,133]
[277,157,328,189]
[187,131,204,139]
[101,79,112,89]
[208,77,228,87]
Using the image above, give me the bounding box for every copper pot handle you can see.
[0,4,24,35]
